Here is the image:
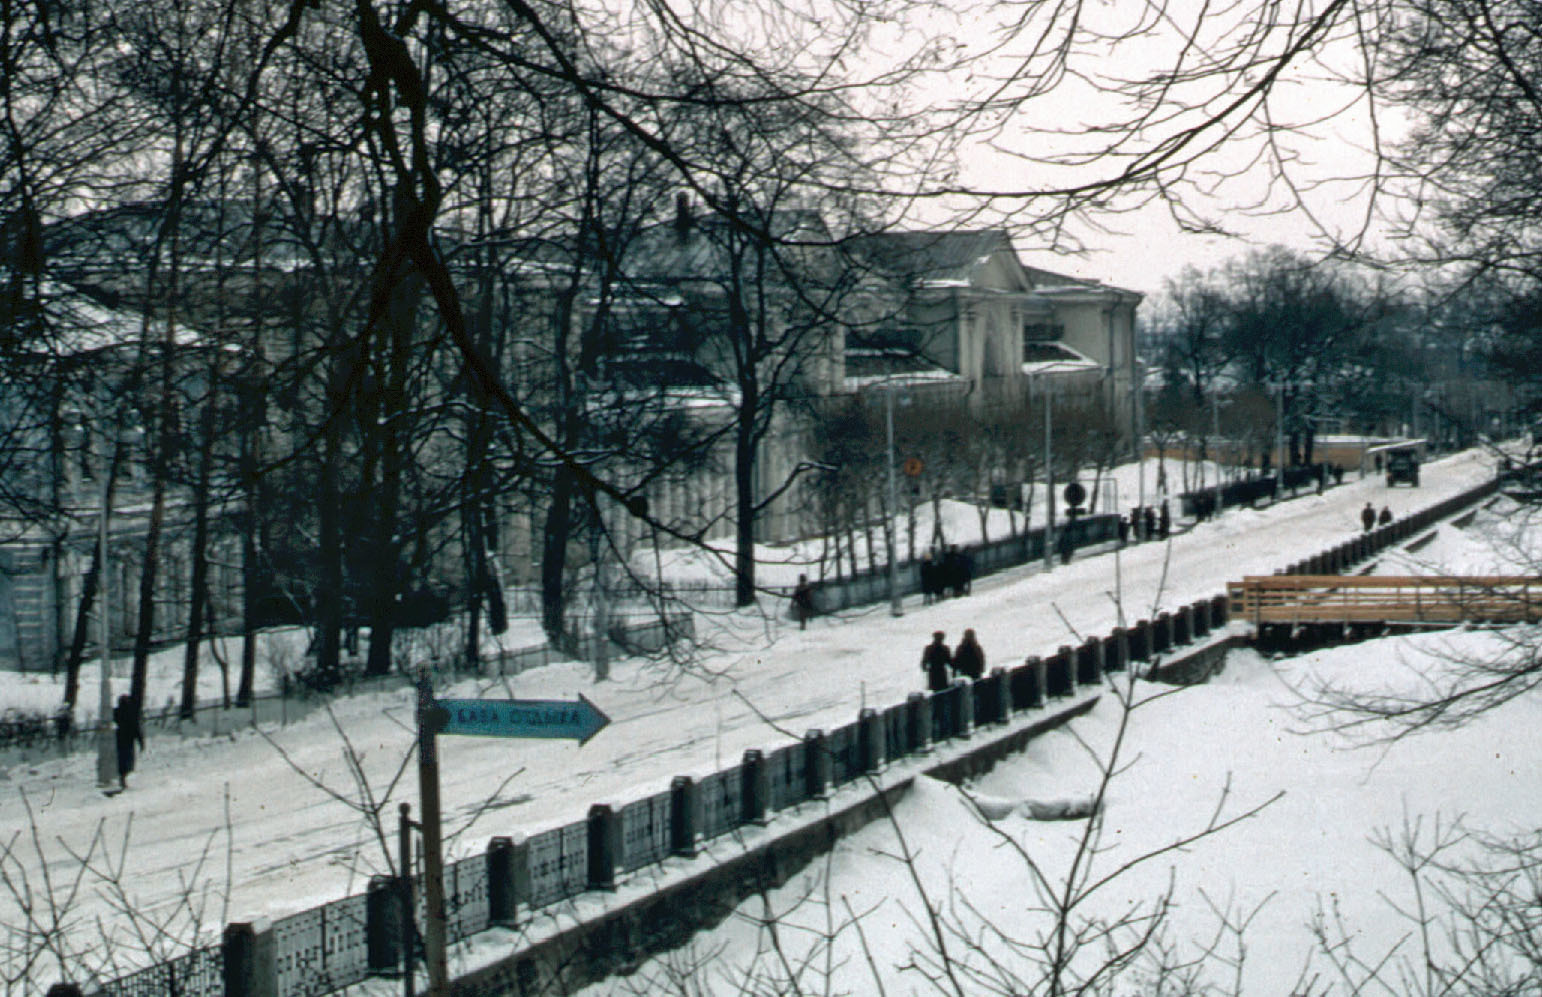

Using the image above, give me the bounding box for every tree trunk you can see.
[315,366,345,684]
[864,494,879,575]
[734,393,758,607]
[61,546,101,709]
[179,400,216,719]
[542,466,576,646]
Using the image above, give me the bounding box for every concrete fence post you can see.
[1129,620,1151,662]
[486,836,519,928]
[1211,594,1229,628]
[223,920,276,997]
[1009,658,1044,710]
[1048,646,1074,697]
[955,680,975,736]
[670,776,702,857]
[905,694,932,754]
[587,804,621,891]
[1076,639,1102,686]
[805,729,833,796]
[986,668,1010,724]
[1106,628,1129,672]
[1174,606,1192,645]
[858,708,884,772]
[1191,600,1210,638]
[742,749,770,825]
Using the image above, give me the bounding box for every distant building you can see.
[0,284,240,671]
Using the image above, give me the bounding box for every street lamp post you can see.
[885,383,902,617]
[1134,354,1145,522]
[1042,378,1055,571]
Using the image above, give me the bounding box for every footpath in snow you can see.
[0,447,1503,967]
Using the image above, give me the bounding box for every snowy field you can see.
[0,445,1519,989]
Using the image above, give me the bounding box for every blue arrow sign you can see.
[430,695,610,745]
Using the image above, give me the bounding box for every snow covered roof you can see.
[842,347,957,383]
[1021,341,1100,375]
[845,229,1019,289]
[16,283,203,358]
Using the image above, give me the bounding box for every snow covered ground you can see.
[577,469,1542,995]
[0,445,1520,990]
[585,625,1540,995]
[637,455,1254,589]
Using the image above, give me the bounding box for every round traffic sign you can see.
[902,457,924,477]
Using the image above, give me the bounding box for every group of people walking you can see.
[920,545,974,604]
[920,629,985,691]
[1361,502,1393,532]
[1117,502,1171,544]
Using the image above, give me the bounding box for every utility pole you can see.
[415,679,450,996]
[885,383,902,617]
[1043,378,1055,571]
[1134,357,1145,520]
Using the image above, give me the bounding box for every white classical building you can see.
[545,222,1144,571]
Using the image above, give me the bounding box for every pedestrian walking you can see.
[921,631,952,692]
[920,550,940,604]
[952,628,985,680]
[942,545,965,598]
[1361,502,1376,532]
[790,574,815,630]
[1378,506,1393,526]
[112,695,142,791]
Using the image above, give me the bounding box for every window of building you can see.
[1023,321,1064,342]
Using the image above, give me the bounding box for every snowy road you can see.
[0,449,1501,973]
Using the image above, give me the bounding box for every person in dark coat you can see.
[791,574,815,630]
[1379,505,1393,526]
[952,628,985,680]
[920,551,940,604]
[112,695,142,790]
[948,545,973,596]
[1117,514,1130,545]
[1143,506,1157,539]
[921,632,952,691]
[942,545,963,598]
[1158,501,1172,539]
[1361,502,1376,532]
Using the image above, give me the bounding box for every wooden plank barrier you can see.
[1227,575,1542,625]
